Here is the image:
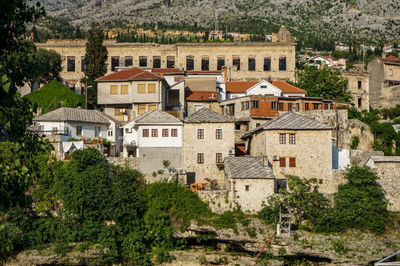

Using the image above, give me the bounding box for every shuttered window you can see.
[110,85,118,95]
[138,105,146,115]
[148,104,157,111]
[121,85,128,94]
[148,84,156,94]
[289,157,296,167]
[279,157,286,167]
[138,84,146,94]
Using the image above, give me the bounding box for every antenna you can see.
[215,9,219,31]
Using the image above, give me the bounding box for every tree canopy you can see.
[294,65,352,102]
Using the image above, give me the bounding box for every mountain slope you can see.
[38,0,400,41]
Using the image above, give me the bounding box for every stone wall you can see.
[343,71,370,111]
[139,147,182,176]
[197,190,234,214]
[106,156,139,170]
[372,161,400,212]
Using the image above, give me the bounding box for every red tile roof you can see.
[381,55,400,64]
[226,81,259,93]
[272,80,307,94]
[186,70,222,75]
[185,91,219,101]
[151,68,185,74]
[96,68,162,81]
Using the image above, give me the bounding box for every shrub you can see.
[350,136,359,149]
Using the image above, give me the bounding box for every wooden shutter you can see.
[121,85,128,94]
[138,105,146,115]
[110,85,118,95]
[279,157,286,167]
[148,104,157,111]
[148,84,156,94]
[289,157,296,167]
[138,84,146,94]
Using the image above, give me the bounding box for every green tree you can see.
[34,48,62,84]
[74,26,83,39]
[294,65,352,102]
[82,22,108,106]
[334,166,387,234]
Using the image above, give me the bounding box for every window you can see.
[171,128,178,137]
[279,57,286,71]
[389,69,393,76]
[289,157,296,167]
[324,103,328,110]
[76,125,82,136]
[288,103,293,111]
[245,101,249,110]
[142,129,149,137]
[241,102,244,111]
[289,133,296,144]
[197,153,204,164]
[110,85,118,95]
[197,129,204,139]
[245,185,249,191]
[248,58,256,71]
[216,153,223,163]
[256,123,261,127]
[151,129,158,137]
[153,56,161,68]
[264,57,271,71]
[81,56,85,72]
[139,56,147,67]
[319,179,323,184]
[358,97,362,108]
[305,103,310,110]
[217,58,225,70]
[201,57,209,71]
[115,108,124,116]
[108,130,113,137]
[167,56,175,68]
[295,103,300,111]
[95,127,101,137]
[186,56,194,70]
[125,56,133,67]
[251,100,259,109]
[111,56,119,71]
[148,84,156,94]
[279,133,286,144]
[279,103,284,111]
[216,129,222,139]
[358,80,362,90]
[162,129,169,137]
[271,101,278,110]
[279,157,286,167]
[148,104,157,111]
[313,103,321,110]
[121,85,128,94]
[138,104,146,115]
[233,57,240,70]
[67,56,75,72]
[138,84,146,94]
[235,123,241,130]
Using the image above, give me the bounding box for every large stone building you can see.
[368,55,400,109]
[243,112,334,193]
[183,108,235,186]
[36,26,296,87]
[343,68,370,111]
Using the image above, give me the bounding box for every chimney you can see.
[222,66,228,83]
[211,92,215,99]
[267,76,272,83]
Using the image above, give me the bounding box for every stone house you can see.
[33,107,115,158]
[343,69,370,111]
[36,26,295,88]
[183,108,235,186]
[185,91,220,117]
[224,157,276,212]
[365,156,400,212]
[122,110,183,176]
[368,55,400,109]
[243,112,334,193]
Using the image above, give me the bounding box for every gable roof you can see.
[244,112,333,137]
[381,55,400,65]
[134,110,182,124]
[94,110,122,126]
[225,157,275,179]
[96,68,163,81]
[226,81,260,93]
[184,108,234,123]
[271,81,307,94]
[185,91,219,102]
[34,107,110,124]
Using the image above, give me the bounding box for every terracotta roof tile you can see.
[185,91,219,101]
[226,81,259,93]
[151,68,185,74]
[186,70,222,75]
[271,80,307,94]
[96,68,162,81]
[381,56,400,64]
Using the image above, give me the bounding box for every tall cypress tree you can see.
[82,22,108,107]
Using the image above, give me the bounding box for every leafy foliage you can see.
[24,80,85,113]
[294,65,352,102]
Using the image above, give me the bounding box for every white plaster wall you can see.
[65,122,108,139]
[246,81,281,96]
[137,125,182,147]
[338,149,351,170]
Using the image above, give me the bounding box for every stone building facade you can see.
[36,27,295,87]
[368,56,400,109]
[343,70,370,111]
[183,108,235,186]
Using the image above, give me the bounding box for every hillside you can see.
[38,0,400,42]
[24,80,85,114]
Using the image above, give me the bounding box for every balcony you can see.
[33,126,68,136]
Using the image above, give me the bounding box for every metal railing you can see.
[33,127,69,136]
